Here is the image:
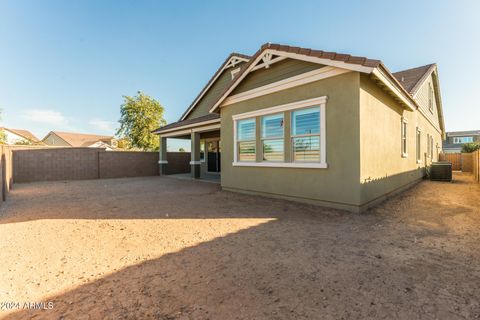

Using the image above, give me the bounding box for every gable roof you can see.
[1,127,39,142]
[208,43,421,113]
[157,43,445,137]
[392,64,436,95]
[179,52,250,121]
[44,131,113,147]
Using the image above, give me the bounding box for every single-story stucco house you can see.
[154,43,445,212]
[42,131,117,150]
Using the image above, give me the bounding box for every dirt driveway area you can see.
[0,173,479,319]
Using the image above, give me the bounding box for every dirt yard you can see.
[0,173,479,319]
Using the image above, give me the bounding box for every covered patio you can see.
[155,114,221,181]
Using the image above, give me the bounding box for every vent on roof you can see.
[401,76,405,82]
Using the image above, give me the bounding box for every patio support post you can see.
[190,132,201,178]
[158,136,168,175]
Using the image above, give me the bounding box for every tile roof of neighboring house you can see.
[392,64,436,95]
[1,127,39,142]
[179,52,251,121]
[46,131,113,147]
[446,130,480,137]
[153,113,220,134]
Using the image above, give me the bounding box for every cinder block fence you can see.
[0,146,191,202]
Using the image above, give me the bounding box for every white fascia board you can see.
[180,55,249,121]
[269,49,374,73]
[372,69,415,111]
[209,48,374,113]
[154,119,220,135]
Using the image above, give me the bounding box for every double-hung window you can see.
[292,107,321,162]
[427,134,430,158]
[416,127,422,163]
[430,136,434,159]
[237,118,256,161]
[261,113,284,161]
[401,118,408,157]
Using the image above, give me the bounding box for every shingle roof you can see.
[179,52,251,121]
[446,130,480,137]
[153,113,220,134]
[46,131,113,147]
[1,127,39,142]
[392,64,436,95]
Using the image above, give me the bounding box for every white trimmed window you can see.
[430,136,434,159]
[237,118,256,161]
[232,96,327,168]
[453,136,473,144]
[401,117,408,157]
[292,107,321,162]
[416,127,422,163]
[428,83,434,113]
[426,134,430,158]
[261,113,284,161]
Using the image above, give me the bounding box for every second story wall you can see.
[413,72,441,130]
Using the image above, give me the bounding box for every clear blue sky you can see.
[1,0,479,148]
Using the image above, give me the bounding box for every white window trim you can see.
[416,126,422,164]
[428,83,434,113]
[401,116,408,158]
[232,96,327,168]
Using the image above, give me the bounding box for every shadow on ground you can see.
[1,174,480,319]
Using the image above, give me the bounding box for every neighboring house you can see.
[442,130,480,153]
[42,131,117,150]
[154,43,445,213]
[0,127,40,145]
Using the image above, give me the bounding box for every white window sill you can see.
[416,160,422,164]
[158,160,168,164]
[401,153,408,158]
[232,162,328,169]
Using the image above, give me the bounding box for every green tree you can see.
[117,91,166,151]
[461,142,480,153]
[178,147,185,152]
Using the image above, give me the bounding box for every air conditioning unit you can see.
[430,162,452,182]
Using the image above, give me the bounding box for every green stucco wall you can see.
[359,74,443,207]
[232,59,324,95]
[186,62,246,120]
[220,72,363,211]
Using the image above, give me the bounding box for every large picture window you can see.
[292,107,320,162]
[237,118,256,161]
[261,113,284,161]
[232,96,327,169]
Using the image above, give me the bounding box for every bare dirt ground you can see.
[0,172,479,320]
